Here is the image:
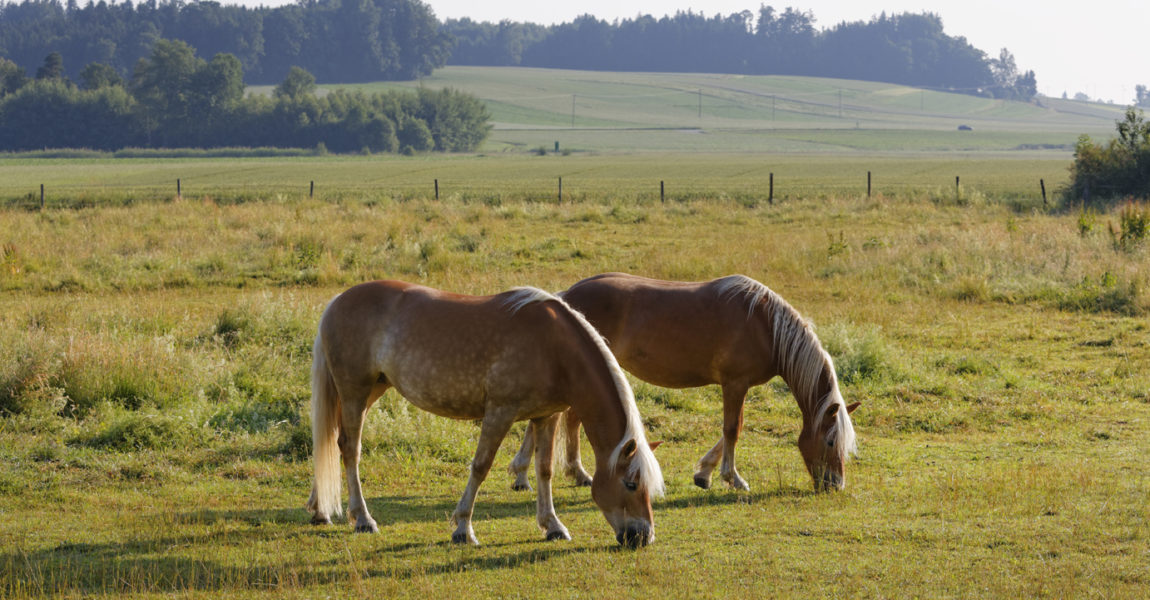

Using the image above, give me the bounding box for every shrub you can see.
[1109,200,1149,251]
[1063,108,1150,206]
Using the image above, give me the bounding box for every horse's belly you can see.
[618,347,716,389]
[386,367,488,420]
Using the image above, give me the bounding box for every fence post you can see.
[435,179,439,201]
[867,171,872,198]
[177,178,182,200]
[660,180,665,203]
[955,175,960,199]
[769,173,774,205]
[1040,179,1047,207]
[558,177,562,203]
[41,184,45,211]
[310,180,315,198]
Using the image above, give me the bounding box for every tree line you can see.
[0,39,490,153]
[443,9,1038,100]
[0,0,450,84]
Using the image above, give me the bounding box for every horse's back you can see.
[322,281,575,420]
[564,274,770,388]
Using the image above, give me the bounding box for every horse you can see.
[510,273,858,492]
[306,280,664,548]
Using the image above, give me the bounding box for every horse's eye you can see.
[623,480,638,492]
[826,436,836,448]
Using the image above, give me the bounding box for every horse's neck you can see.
[774,345,829,426]
[571,383,629,467]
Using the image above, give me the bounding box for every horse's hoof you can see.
[354,522,379,533]
[452,532,479,545]
[546,529,571,541]
[575,478,592,488]
[511,482,533,492]
[310,515,332,526]
[693,475,711,490]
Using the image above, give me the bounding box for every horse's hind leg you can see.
[338,381,382,533]
[451,407,516,545]
[508,423,535,491]
[561,410,592,487]
[532,413,570,541]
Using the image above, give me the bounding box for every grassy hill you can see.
[317,66,1127,154]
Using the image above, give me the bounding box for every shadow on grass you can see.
[1,526,619,595]
[0,484,819,595]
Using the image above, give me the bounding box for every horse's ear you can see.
[648,440,663,452]
[846,402,861,414]
[825,403,840,420]
[620,439,638,460]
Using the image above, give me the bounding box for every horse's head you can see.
[591,439,662,548]
[798,397,860,491]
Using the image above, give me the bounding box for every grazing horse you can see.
[307,280,663,547]
[510,273,858,492]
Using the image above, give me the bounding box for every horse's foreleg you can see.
[508,422,535,491]
[338,384,379,533]
[717,382,750,491]
[532,413,570,541]
[561,409,592,487]
[452,408,516,545]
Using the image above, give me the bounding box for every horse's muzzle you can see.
[819,471,844,492]
[616,523,653,548]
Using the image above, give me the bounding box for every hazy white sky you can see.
[414,0,1145,104]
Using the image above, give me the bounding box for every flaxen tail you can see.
[308,326,343,520]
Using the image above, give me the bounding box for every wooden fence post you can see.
[558,177,562,203]
[1040,179,1047,207]
[660,180,665,203]
[955,175,960,198]
[177,178,182,200]
[867,171,872,198]
[40,184,45,211]
[435,179,439,201]
[769,173,774,205]
[310,180,315,198]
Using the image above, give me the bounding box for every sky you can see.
[241,0,1145,103]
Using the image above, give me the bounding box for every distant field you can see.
[0,153,1071,208]
[299,66,1126,154]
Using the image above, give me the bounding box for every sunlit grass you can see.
[0,168,1147,597]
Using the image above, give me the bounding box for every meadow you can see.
[1,68,1147,597]
[1,157,1147,597]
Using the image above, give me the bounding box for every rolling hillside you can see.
[321,66,1126,154]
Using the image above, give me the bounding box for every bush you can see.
[1109,201,1149,251]
[1063,108,1150,206]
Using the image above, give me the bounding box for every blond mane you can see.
[715,275,857,462]
[503,287,665,496]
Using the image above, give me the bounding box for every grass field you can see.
[0,67,1147,598]
[310,66,1126,154]
[1,172,1148,597]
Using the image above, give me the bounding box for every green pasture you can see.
[1,153,1070,209]
[0,162,1148,597]
[308,66,1125,153]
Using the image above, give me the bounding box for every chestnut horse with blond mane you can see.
[510,273,858,492]
[308,280,663,547]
